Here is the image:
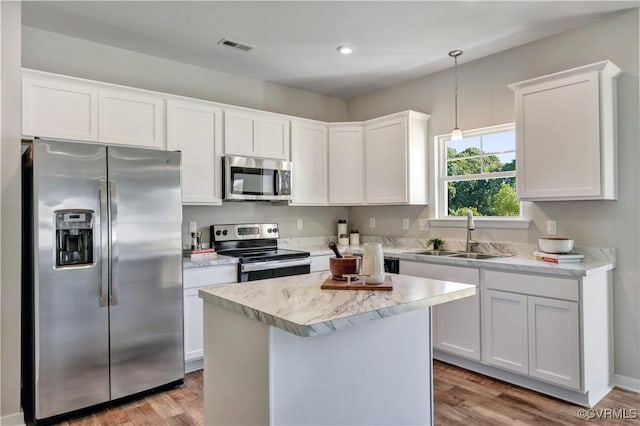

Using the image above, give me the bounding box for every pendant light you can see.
[449,49,464,141]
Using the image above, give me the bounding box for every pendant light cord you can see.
[454,55,459,130]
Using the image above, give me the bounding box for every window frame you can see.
[436,122,521,219]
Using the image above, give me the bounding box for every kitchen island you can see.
[199,271,475,425]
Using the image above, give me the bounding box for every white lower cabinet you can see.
[482,270,581,390]
[399,261,480,360]
[482,289,530,373]
[184,287,206,363]
[527,296,580,389]
[399,260,611,406]
[310,254,331,272]
[183,264,237,370]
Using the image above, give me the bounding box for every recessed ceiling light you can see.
[337,45,353,55]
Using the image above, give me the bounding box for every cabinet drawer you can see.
[184,265,237,289]
[484,270,578,301]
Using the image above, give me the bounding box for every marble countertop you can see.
[199,271,475,337]
[281,237,615,278]
[183,254,238,269]
[185,237,615,278]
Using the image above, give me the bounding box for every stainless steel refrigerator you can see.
[22,138,184,423]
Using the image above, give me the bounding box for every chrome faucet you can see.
[466,210,479,252]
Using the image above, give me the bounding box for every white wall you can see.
[1,1,23,423]
[348,9,640,384]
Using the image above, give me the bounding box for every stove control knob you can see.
[215,230,222,236]
[272,227,278,234]
[267,228,273,233]
[222,230,228,236]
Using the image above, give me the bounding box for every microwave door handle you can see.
[274,170,281,195]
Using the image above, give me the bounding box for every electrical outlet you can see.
[189,221,197,233]
[547,220,557,235]
[296,218,303,231]
[402,218,410,230]
[369,217,376,228]
[419,218,429,231]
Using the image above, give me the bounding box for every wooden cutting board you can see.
[321,275,393,291]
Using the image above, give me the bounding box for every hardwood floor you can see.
[53,361,638,425]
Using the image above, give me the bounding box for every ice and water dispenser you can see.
[55,210,94,267]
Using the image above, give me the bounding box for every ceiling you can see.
[21,1,638,99]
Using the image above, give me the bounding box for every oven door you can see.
[224,155,292,201]
[239,257,311,282]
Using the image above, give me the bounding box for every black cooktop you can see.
[220,248,310,263]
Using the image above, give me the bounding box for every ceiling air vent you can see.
[217,38,253,52]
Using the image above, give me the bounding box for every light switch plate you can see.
[296,218,303,231]
[402,218,410,230]
[547,220,557,235]
[369,217,376,228]
[189,221,197,233]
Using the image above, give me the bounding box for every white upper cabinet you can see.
[22,72,99,141]
[167,98,223,205]
[98,87,166,149]
[508,60,621,200]
[364,111,429,204]
[224,108,290,160]
[328,125,364,205]
[290,120,328,205]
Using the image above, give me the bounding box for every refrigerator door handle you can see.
[99,180,109,307]
[109,180,119,306]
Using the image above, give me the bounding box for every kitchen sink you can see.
[449,252,503,259]
[407,250,512,260]
[411,250,459,256]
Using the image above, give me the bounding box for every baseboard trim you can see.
[0,411,25,426]
[614,374,640,393]
[185,358,203,373]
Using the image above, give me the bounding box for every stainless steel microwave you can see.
[223,155,292,201]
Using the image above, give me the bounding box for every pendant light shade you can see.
[449,49,464,141]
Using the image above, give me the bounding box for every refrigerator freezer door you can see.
[107,146,184,399]
[33,140,110,419]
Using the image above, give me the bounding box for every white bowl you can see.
[538,237,574,254]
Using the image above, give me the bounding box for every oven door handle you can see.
[240,257,312,272]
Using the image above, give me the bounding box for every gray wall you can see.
[22,27,348,123]
[1,0,22,422]
[183,204,348,248]
[348,9,640,383]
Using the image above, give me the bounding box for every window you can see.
[437,123,519,218]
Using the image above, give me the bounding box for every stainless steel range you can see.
[210,223,311,282]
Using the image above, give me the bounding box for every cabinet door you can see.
[515,72,601,199]
[291,121,328,205]
[224,110,257,156]
[400,261,480,360]
[98,88,165,148]
[22,76,99,141]
[257,115,290,160]
[482,289,529,374]
[184,288,204,362]
[167,99,222,205]
[365,117,407,204]
[328,126,364,204]
[310,255,331,272]
[528,296,580,389]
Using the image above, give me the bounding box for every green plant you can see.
[427,238,445,250]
